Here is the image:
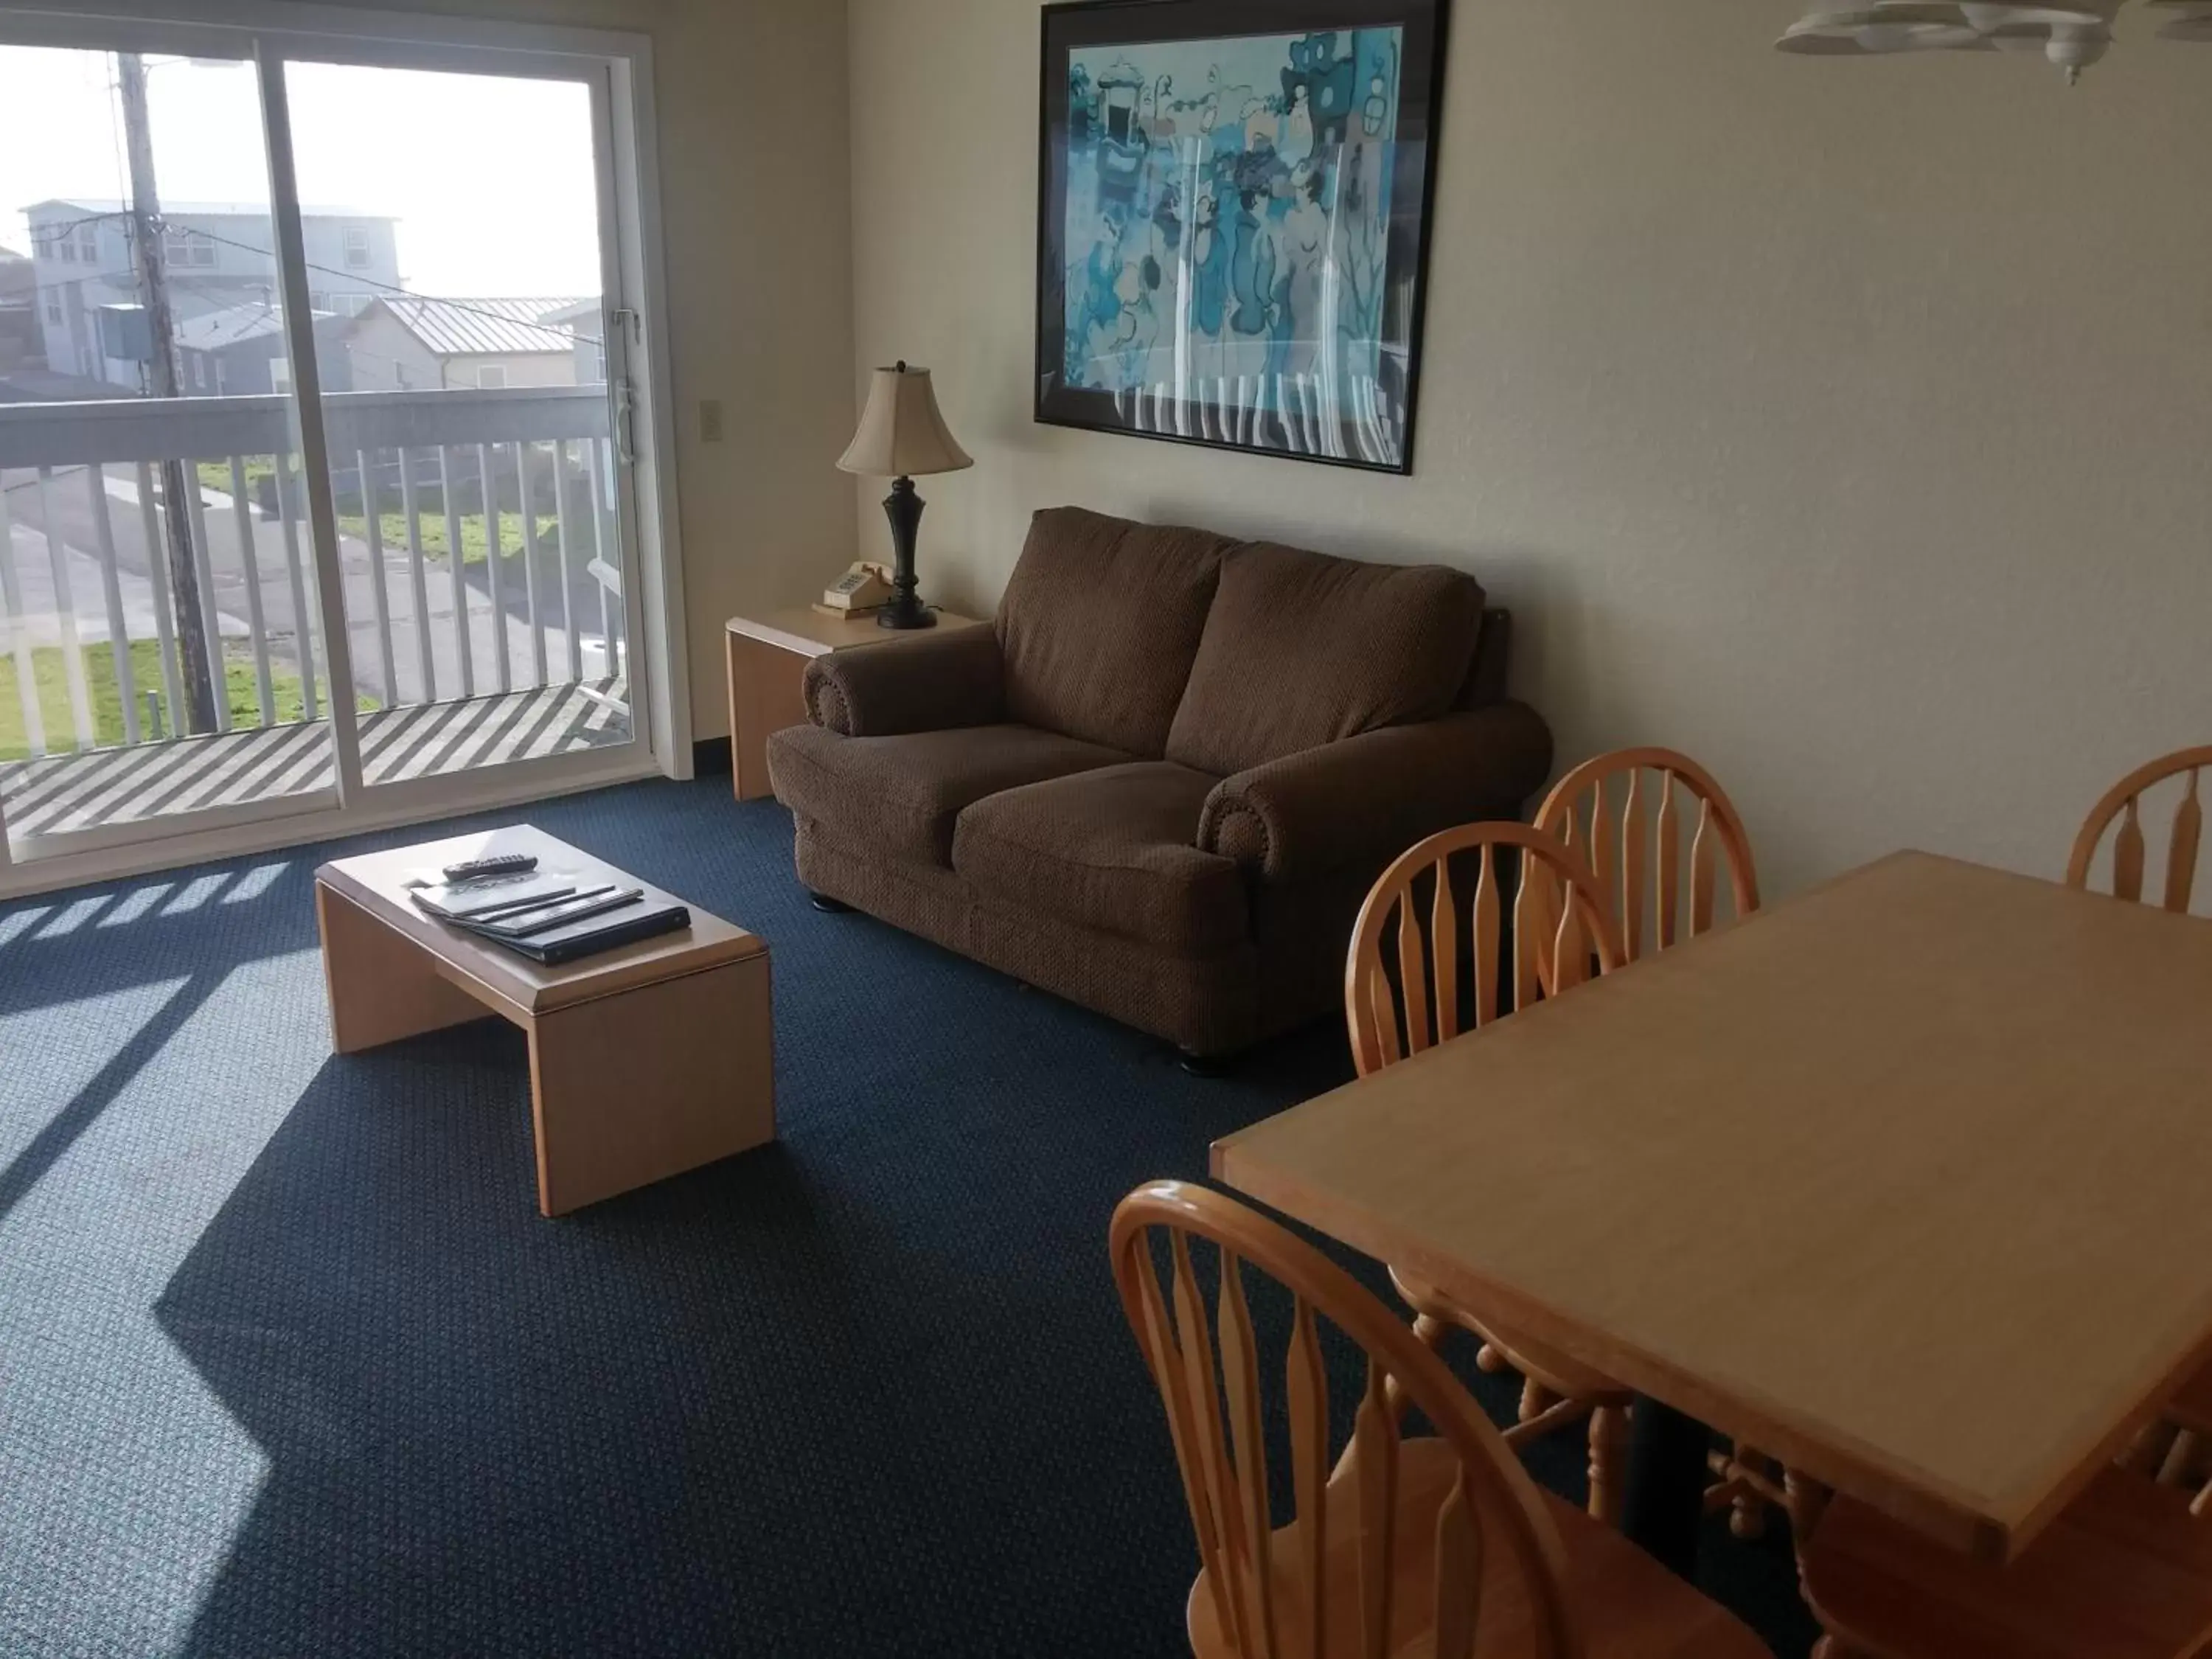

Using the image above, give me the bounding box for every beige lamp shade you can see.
[836,362,973,479]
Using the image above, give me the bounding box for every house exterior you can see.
[344,296,589,391]
[0,244,39,372]
[174,300,353,396]
[21,198,399,392]
[536,297,606,385]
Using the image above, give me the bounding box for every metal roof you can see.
[370,296,589,358]
[174,300,333,352]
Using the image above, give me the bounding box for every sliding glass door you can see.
[283,55,639,797]
[0,41,339,848]
[0,15,653,868]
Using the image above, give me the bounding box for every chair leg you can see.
[1729,1444,1771,1540]
[1520,1377,1553,1422]
[2124,1419,2180,1476]
[1587,1402,1627,1526]
[2159,1429,2202,1486]
[1784,1470,1832,1550]
[1411,1313,1447,1352]
[1475,1341,1510,1374]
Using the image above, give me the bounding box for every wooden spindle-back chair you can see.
[2076,751,2212,1526]
[1343,824,1638,1522]
[1537,748,1780,1539]
[2067,748,2212,914]
[1110,1180,1770,1659]
[1801,1462,2212,1659]
[1534,747,1760,968]
[1345,822,1624,1077]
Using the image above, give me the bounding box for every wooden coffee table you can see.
[315,824,773,1217]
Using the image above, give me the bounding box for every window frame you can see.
[163,226,216,268]
[0,0,692,898]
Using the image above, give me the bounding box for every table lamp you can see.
[835,361,973,630]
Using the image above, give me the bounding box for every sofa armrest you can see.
[1197,703,1554,885]
[802,624,1006,737]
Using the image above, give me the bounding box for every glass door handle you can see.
[614,376,638,467]
[608,307,641,467]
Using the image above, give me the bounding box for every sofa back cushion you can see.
[996,507,1234,756]
[1164,541,1484,777]
[1457,607,1514,709]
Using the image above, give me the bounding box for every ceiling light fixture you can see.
[1776,0,2208,83]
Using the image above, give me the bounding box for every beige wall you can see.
[847,0,2212,897]
[329,0,858,742]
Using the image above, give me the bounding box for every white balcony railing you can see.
[0,385,627,770]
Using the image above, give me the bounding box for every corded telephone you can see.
[821,561,894,612]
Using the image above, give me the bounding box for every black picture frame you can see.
[1036,0,1449,476]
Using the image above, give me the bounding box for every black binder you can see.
[499,901,691,964]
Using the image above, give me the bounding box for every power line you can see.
[24,208,134,241]
[183,222,603,345]
[24,210,603,347]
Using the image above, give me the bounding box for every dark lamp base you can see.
[877,476,939,633]
[877,598,936,630]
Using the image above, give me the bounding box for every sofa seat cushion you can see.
[768,723,1130,867]
[952,762,1248,953]
[1165,540,1486,777]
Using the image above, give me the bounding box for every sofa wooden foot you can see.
[1176,1047,1238,1078]
[807,891,852,914]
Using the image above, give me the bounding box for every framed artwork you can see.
[1036,0,1450,475]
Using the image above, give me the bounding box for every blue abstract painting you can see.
[1048,24,1417,468]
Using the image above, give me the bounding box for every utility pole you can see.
[117,51,218,735]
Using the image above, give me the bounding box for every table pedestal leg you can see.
[1621,1394,1709,1578]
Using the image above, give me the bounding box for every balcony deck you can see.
[1,677,627,844]
[2,383,636,855]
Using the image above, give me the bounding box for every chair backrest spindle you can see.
[2069,748,2212,914]
[1536,748,1761,974]
[1111,1181,1579,1659]
[1345,823,1624,1078]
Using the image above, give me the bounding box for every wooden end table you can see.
[724,606,984,801]
[315,824,774,1217]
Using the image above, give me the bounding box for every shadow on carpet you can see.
[0,779,1818,1657]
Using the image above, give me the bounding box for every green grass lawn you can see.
[195,458,276,498]
[198,461,560,565]
[333,508,558,565]
[0,639,375,763]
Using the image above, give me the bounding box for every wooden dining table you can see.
[1211,850,2212,1574]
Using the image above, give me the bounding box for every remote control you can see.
[442,852,538,881]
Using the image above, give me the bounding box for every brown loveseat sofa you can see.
[765,507,1551,1060]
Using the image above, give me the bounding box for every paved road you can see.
[0,465,620,715]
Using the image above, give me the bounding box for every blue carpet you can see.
[0,779,1819,1657]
